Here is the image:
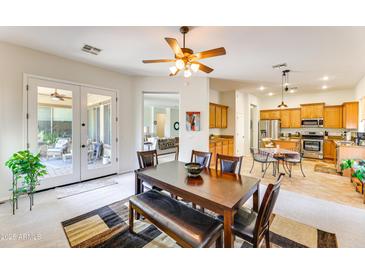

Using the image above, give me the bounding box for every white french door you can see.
[80,86,117,181]
[26,76,118,189]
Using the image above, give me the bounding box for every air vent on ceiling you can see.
[82,44,102,55]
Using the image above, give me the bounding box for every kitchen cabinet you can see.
[324,105,342,128]
[221,107,227,128]
[209,104,216,128]
[342,101,358,129]
[280,108,301,128]
[324,140,336,160]
[260,110,281,120]
[300,103,324,119]
[209,138,234,168]
[209,103,228,128]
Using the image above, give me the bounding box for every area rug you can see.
[56,179,118,199]
[314,163,340,176]
[61,199,338,248]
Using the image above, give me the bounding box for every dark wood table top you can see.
[135,160,260,211]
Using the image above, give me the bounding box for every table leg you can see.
[223,210,234,248]
[253,184,260,212]
[135,174,142,219]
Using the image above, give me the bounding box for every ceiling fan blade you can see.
[193,62,214,73]
[165,38,184,58]
[142,59,176,63]
[190,47,226,61]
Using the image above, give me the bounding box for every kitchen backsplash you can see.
[281,128,357,135]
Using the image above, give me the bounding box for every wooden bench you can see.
[129,190,223,248]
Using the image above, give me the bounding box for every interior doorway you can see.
[142,92,180,152]
[250,104,258,148]
[26,76,118,189]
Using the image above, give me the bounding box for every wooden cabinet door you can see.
[260,111,269,120]
[222,140,229,155]
[209,104,216,128]
[228,140,234,155]
[215,106,222,128]
[221,107,227,128]
[280,110,290,128]
[215,141,223,155]
[323,140,332,159]
[209,143,216,168]
[324,106,342,128]
[290,109,301,128]
[342,102,359,129]
[301,103,324,119]
[268,110,281,120]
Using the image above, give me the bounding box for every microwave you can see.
[301,118,323,128]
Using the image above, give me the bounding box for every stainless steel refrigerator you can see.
[258,120,281,147]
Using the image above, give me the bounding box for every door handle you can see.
[81,145,86,148]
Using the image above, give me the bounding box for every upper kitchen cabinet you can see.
[260,109,281,120]
[300,103,324,119]
[280,108,301,128]
[209,103,228,129]
[324,105,342,128]
[342,101,359,129]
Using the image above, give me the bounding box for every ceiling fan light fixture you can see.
[184,69,192,78]
[175,59,185,70]
[190,63,200,73]
[169,66,178,74]
[51,96,61,101]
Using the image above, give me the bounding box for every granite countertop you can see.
[209,136,234,143]
[273,138,300,142]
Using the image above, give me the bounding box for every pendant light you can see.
[277,69,289,108]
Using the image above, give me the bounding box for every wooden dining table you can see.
[134,160,261,248]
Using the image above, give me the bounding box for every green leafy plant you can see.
[43,132,58,145]
[353,166,365,182]
[340,159,354,171]
[5,150,47,193]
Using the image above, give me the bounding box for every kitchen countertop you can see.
[272,138,300,142]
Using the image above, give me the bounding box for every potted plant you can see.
[340,159,354,178]
[340,159,365,194]
[5,150,47,214]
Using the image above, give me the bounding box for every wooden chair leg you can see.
[129,203,134,233]
[265,230,271,248]
[216,233,223,248]
[250,160,255,173]
[192,203,197,209]
[300,162,306,177]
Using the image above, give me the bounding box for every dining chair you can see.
[249,148,278,178]
[218,173,284,248]
[216,154,243,174]
[191,150,212,167]
[136,150,160,192]
[284,152,306,177]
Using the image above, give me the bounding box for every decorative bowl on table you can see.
[184,163,204,177]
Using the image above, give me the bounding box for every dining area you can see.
[129,149,284,248]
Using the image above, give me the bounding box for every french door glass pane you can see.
[87,93,112,170]
[37,87,73,178]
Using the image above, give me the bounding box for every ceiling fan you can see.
[142,26,226,78]
[50,90,70,101]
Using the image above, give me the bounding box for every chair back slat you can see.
[137,150,158,169]
[190,150,212,168]
[254,173,284,238]
[216,154,243,174]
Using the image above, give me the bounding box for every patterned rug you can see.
[56,179,118,199]
[61,199,338,248]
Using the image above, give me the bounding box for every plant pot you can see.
[342,168,352,178]
[351,177,364,194]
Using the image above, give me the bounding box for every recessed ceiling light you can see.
[268,92,274,96]
[322,76,329,81]
[259,86,265,91]
[322,85,328,90]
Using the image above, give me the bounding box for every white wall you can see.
[0,41,135,200]
[355,75,365,131]
[259,89,356,109]
[132,76,210,163]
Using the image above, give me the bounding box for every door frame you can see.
[23,74,119,188]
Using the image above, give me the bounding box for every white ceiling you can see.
[1,26,365,95]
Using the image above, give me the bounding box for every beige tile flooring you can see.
[241,156,365,210]
[0,156,365,247]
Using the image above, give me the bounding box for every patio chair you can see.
[46,138,69,160]
[249,148,278,178]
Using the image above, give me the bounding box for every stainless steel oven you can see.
[301,118,323,128]
[301,132,324,159]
